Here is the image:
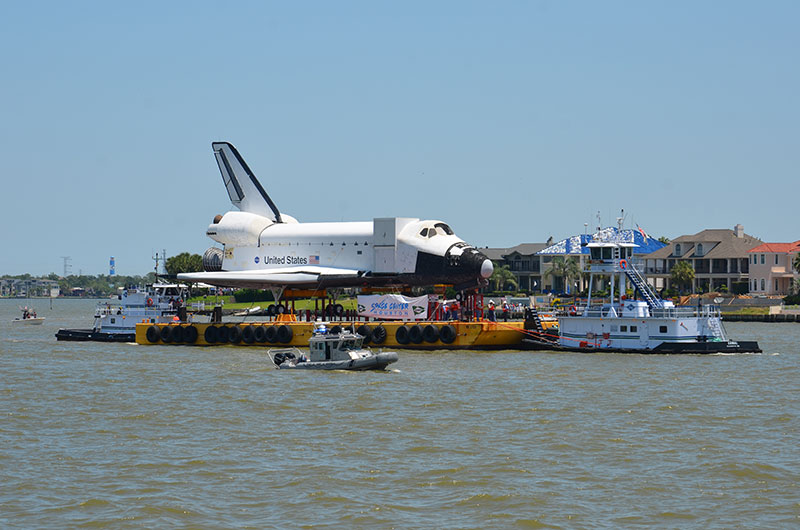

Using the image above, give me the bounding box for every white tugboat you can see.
[270,321,399,370]
[524,220,761,354]
[55,283,191,342]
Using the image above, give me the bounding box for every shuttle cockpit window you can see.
[420,228,429,237]
[434,223,454,235]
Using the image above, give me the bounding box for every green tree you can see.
[670,261,695,294]
[489,263,518,292]
[545,256,581,293]
[658,236,671,244]
[793,253,800,274]
[165,252,203,276]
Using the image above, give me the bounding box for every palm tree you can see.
[670,261,695,294]
[793,253,800,274]
[545,257,581,293]
[489,264,518,293]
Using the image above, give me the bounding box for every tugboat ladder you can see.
[624,265,663,309]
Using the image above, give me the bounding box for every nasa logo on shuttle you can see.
[254,256,260,264]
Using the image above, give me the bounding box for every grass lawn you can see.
[722,307,770,315]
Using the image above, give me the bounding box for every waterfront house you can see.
[483,243,548,292]
[0,278,60,297]
[643,224,762,294]
[747,241,800,295]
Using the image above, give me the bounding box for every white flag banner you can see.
[357,294,428,320]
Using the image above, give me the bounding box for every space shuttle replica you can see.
[177,142,493,291]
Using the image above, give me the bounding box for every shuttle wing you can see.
[212,141,283,222]
[177,266,364,289]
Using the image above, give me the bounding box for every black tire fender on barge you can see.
[422,324,439,343]
[439,324,457,344]
[356,324,372,343]
[145,325,161,343]
[242,325,256,344]
[160,326,173,343]
[277,325,293,344]
[253,325,267,343]
[217,326,231,343]
[171,325,185,344]
[229,326,243,344]
[204,325,219,344]
[184,325,198,344]
[408,324,423,344]
[264,326,278,343]
[395,325,410,345]
[371,325,387,344]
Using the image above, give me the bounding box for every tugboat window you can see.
[659,326,667,333]
[620,325,627,332]
[630,325,637,332]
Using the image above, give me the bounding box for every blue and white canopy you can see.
[536,227,666,256]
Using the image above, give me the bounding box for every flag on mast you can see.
[636,224,648,241]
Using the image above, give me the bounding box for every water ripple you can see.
[1,301,799,528]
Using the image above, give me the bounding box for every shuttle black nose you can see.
[448,245,493,282]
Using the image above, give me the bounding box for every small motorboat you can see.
[270,322,398,370]
[13,307,45,325]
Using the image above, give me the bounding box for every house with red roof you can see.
[747,241,800,295]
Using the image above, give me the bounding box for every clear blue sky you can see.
[2,1,797,276]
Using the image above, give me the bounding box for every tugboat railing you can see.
[571,305,722,319]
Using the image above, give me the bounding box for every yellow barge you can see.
[134,319,555,350]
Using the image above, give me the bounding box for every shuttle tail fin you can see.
[212,141,282,222]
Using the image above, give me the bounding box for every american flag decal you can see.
[309,255,319,265]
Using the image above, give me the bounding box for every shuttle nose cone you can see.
[480,259,494,279]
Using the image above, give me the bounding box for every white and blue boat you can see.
[524,221,761,354]
[270,322,398,370]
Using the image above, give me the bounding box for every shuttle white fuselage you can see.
[178,142,492,290]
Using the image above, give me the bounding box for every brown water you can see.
[1,298,798,528]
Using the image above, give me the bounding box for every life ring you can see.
[619,259,627,270]
[146,298,154,307]
[568,306,578,316]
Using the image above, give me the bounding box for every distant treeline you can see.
[2,273,158,297]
